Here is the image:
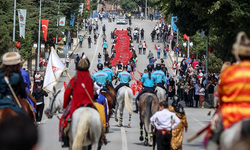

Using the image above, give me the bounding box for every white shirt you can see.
[199,87,205,95]
[143,43,147,48]
[35,74,41,82]
[150,109,180,130]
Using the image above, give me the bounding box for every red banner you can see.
[41,19,49,42]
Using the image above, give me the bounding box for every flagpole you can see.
[12,0,16,52]
[37,0,42,71]
[66,71,71,79]
[55,0,60,53]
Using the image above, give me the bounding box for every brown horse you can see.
[107,84,116,106]
[100,90,113,132]
[0,98,36,125]
[138,93,159,146]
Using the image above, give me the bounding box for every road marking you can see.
[90,26,102,70]
[192,117,206,127]
[121,127,128,150]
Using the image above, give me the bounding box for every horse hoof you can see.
[115,118,118,122]
[148,142,152,146]
[144,141,148,146]
[127,124,131,128]
[139,136,144,141]
[118,124,123,127]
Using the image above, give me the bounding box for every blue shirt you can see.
[103,42,108,48]
[118,71,131,83]
[141,73,156,87]
[153,70,166,83]
[96,93,108,122]
[165,74,172,85]
[157,47,161,53]
[92,71,108,86]
[20,68,31,88]
[149,58,155,64]
[102,67,114,82]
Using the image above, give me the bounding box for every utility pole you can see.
[12,0,16,52]
[206,35,209,102]
[97,0,99,13]
[37,0,41,71]
[176,30,178,64]
[145,0,147,20]
[55,0,60,53]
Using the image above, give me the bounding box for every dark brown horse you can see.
[0,98,36,125]
[138,93,159,146]
[100,90,113,132]
[107,84,116,106]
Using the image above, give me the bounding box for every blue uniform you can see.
[92,71,108,86]
[96,93,108,122]
[118,71,131,83]
[153,70,166,83]
[141,73,156,87]
[103,67,114,82]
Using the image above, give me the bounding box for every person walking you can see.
[32,82,48,125]
[102,24,106,34]
[142,41,147,55]
[172,60,177,76]
[89,24,92,35]
[98,53,102,64]
[147,50,153,63]
[141,28,144,40]
[138,41,143,54]
[194,82,200,108]
[65,54,70,68]
[74,54,80,69]
[157,45,161,59]
[102,40,108,55]
[94,33,97,44]
[87,36,92,48]
[102,33,106,42]
[150,101,180,150]
[198,84,205,108]
[79,35,83,48]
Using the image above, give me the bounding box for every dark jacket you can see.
[32,88,48,103]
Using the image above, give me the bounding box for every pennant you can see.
[165,46,169,52]
[63,82,67,90]
[183,34,189,41]
[18,9,26,38]
[41,19,49,42]
[43,47,67,92]
[171,16,178,32]
[70,13,75,27]
[59,17,65,26]
[155,44,157,50]
[86,0,90,9]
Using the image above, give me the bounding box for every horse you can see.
[100,90,113,132]
[138,93,159,146]
[0,98,36,125]
[114,86,133,127]
[107,84,116,106]
[45,88,103,150]
[155,86,166,102]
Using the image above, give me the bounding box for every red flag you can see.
[183,34,189,41]
[137,70,142,78]
[63,82,67,90]
[86,0,90,9]
[155,44,157,50]
[41,19,49,42]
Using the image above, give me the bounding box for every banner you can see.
[69,13,75,27]
[79,3,84,16]
[59,17,65,26]
[171,16,178,33]
[18,9,26,38]
[41,19,49,42]
[43,47,67,92]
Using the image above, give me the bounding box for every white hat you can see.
[2,52,21,65]
[94,82,103,94]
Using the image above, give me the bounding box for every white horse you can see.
[45,88,103,150]
[155,86,166,102]
[115,86,133,127]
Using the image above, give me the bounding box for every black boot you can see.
[62,135,69,147]
[133,99,138,113]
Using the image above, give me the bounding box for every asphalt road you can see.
[37,18,213,150]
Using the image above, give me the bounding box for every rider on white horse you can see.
[103,61,115,88]
[134,64,157,113]
[153,64,168,97]
[114,64,131,94]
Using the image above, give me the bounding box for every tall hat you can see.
[232,32,250,61]
[2,52,21,65]
[77,58,90,71]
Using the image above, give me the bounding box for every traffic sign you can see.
[185,57,192,64]
[168,35,173,40]
[174,46,180,52]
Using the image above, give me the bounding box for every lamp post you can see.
[183,41,193,58]
[55,0,60,54]
[37,0,42,71]
[12,0,16,52]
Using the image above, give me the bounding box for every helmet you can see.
[123,64,127,69]
[104,61,109,66]
[97,63,103,70]
[147,64,153,72]
[156,64,161,70]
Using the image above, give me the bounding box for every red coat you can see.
[63,70,93,117]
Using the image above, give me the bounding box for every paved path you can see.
[37,19,212,150]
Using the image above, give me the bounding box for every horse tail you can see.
[72,110,92,150]
[144,95,153,133]
[125,89,133,114]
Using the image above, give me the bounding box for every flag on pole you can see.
[59,17,66,26]
[86,0,90,9]
[41,19,49,42]
[155,44,157,50]
[171,16,178,32]
[69,13,75,27]
[43,47,67,92]
[18,9,26,38]
[183,34,189,41]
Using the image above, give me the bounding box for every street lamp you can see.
[183,41,193,58]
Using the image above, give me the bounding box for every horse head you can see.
[45,87,61,119]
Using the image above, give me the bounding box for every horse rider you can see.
[102,61,115,88]
[150,101,180,150]
[0,52,26,115]
[92,63,110,93]
[114,64,131,94]
[115,61,123,85]
[205,32,250,149]
[94,82,108,124]
[153,64,168,97]
[59,58,94,147]
[133,64,156,113]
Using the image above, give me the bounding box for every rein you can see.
[49,90,61,114]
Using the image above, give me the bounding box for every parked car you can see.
[116,17,128,24]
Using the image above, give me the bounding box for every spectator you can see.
[65,54,70,68]
[79,35,83,48]
[34,71,43,89]
[194,82,200,108]
[156,45,161,59]
[138,41,143,54]
[74,54,80,69]
[199,84,205,108]
[98,53,102,64]
[172,60,177,76]
[192,59,198,69]
[181,57,187,72]
[104,51,109,61]
[87,36,92,48]
[32,82,48,125]
[188,81,194,107]
[207,80,215,107]
[147,50,153,63]
[81,52,86,59]
[142,41,147,55]
[89,24,92,34]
